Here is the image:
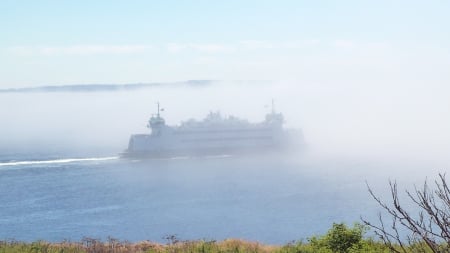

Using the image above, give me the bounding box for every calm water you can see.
[0,152,444,244]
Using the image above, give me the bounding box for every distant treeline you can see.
[0,80,272,93]
[0,80,215,93]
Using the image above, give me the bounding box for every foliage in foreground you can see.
[0,222,444,253]
[0,223,390,253]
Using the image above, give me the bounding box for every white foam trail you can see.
[170,156,190,160]
[0,156,118,167]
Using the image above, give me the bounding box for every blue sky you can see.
[1,0,449,87]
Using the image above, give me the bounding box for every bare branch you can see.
[363,175,450,252]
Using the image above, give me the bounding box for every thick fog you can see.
[1,81,449,163]
[1,80,450,187]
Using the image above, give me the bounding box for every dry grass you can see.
[0,238,279,253]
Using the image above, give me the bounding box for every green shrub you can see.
[323,223,364,253]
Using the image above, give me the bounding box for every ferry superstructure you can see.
[123,102,301,158]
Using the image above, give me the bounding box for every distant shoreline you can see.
[0,80,272,93]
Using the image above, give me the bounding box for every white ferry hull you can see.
[122,103,302,158]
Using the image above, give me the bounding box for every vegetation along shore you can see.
[0,223,389,253]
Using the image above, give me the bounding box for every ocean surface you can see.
[0,151,446,244]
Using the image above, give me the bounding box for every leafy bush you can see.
[323,223,364,252]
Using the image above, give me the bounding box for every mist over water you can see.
[1,81,450,243]
[1,81,450,161]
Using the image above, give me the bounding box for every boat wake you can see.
[0,156,119,167]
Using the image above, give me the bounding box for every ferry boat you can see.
[122,102,302,158]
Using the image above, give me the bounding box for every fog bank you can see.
[1,81,449,165]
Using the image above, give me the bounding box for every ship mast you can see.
[148,102,165,130]
[157,102,160,118]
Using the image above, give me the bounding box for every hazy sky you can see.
[1,0,449,87]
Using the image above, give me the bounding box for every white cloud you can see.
[331,40,392,52]
[239,39,321,50]
[167,43,235,53]
[7,45,153,55]
[168,40,322,53]
[41,45,153,55]
[6,40,388,58]
[191,44,235,53]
